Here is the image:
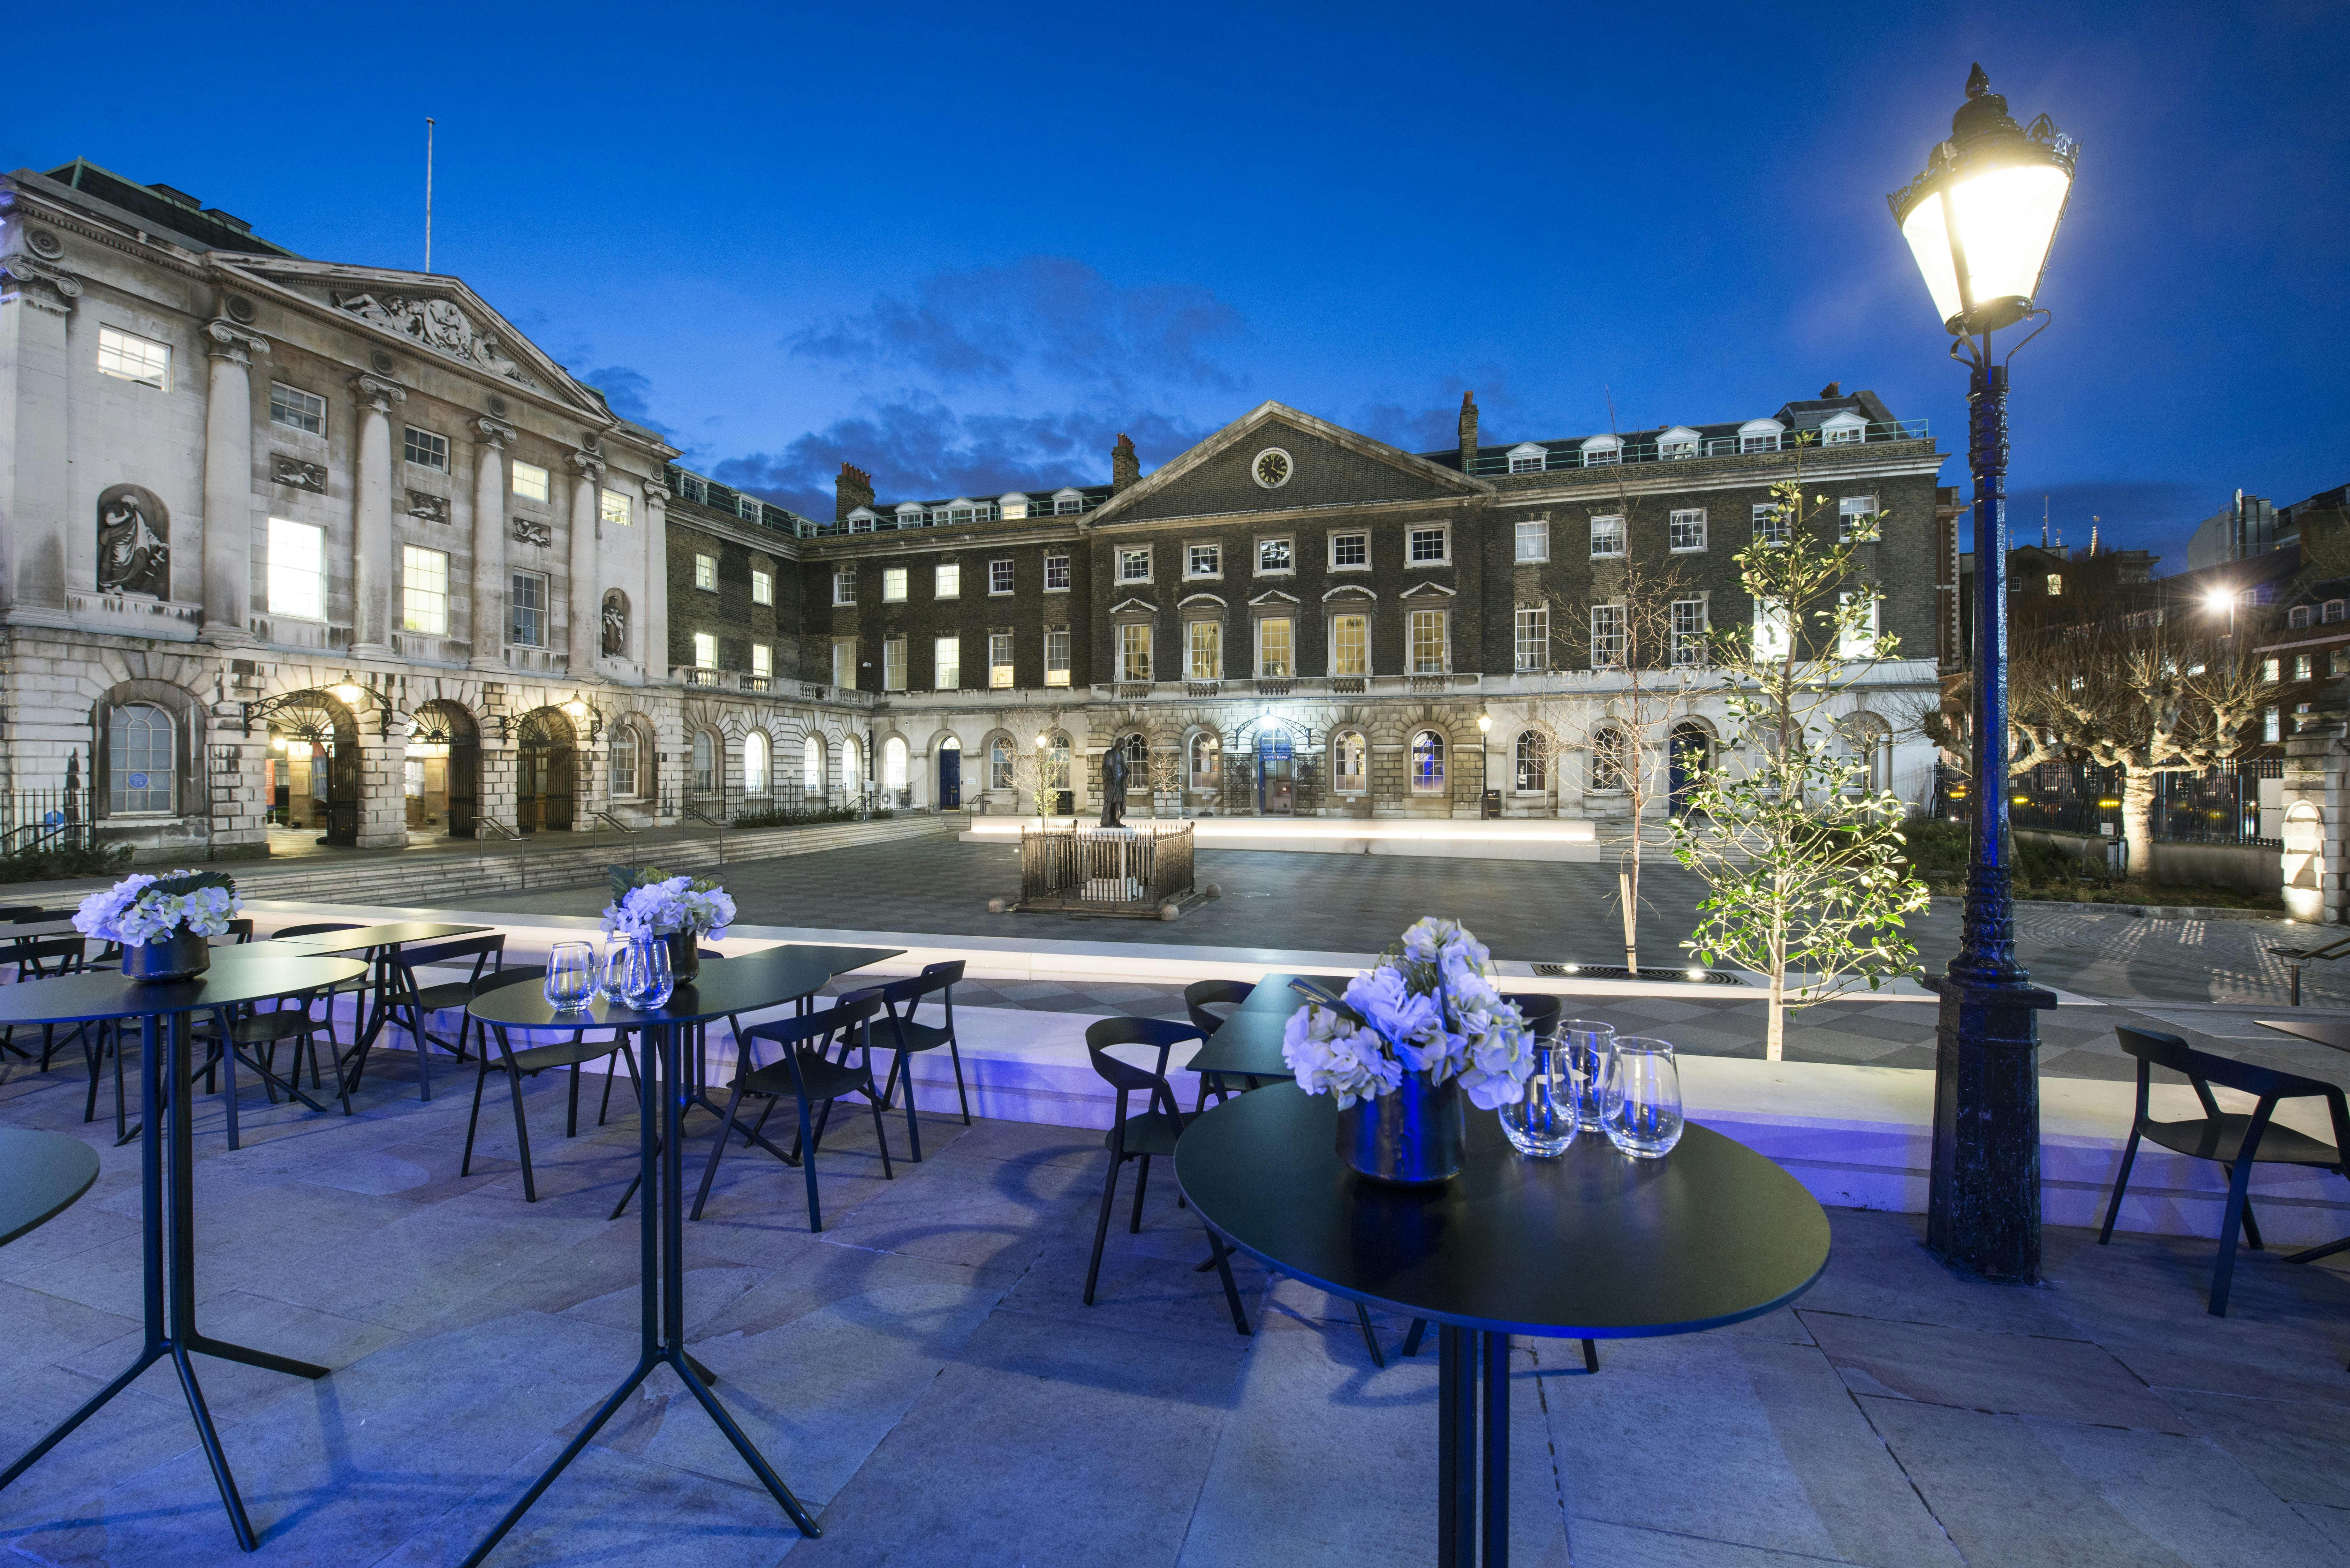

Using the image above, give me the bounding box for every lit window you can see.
[833,567,856,606]
[2335,650,2349,677]
[499,461,543,503]
[1045,628,1072,686]
[599,487,631,528]
[1409,527,1448,564]
[1000,495,1029,521]
[1515,731,1549,793]
[935,562,960,599]
[1659,435,1697,460]
[751,568,773,605]
[989,559,1015,595]
[1515,520,1549,562]
[1838,496,1879,541]
[883,566,908,602]
[1188,543,1222,578]
[1515,606,1550,671]
[1672,599,1709,666]
[692,730,716,795]
[1257,616,1292,677]
[1589,515,1625,558]
[1410,730,1446,792]
[751,644,772,678]
[1753,503,1789,546]
[1119,623,1152,682]
[1330,532,1368,568]
[990,631,1015,689]
[404,426,449,470]
[1188,620,1222,680]
[1257,538,1293,574]
[2264,657,2282,682]
[1592,727,1630,790]
[1333,732,1366,792]
[934,636,960,690]
[744,731,769,794]
[1753,600,1791,658]
[2295,653,2314,681]
[804,733,826,790]
[695,553,718,592]
[989,737,1014,791]
[267,518,326,620]
[1119,548,1151,583]
[882,736,907,792]
[1409,608,1448,674]
[693,631,716,669]
[610,729,640,799]
[1669,509,1707,552]
[269,381,324,434]
[884,637,906,690]
[400,546,449,635]
[2264,706,2282,743]
[1044,553,1071,591]
[510,570,547,647]
[2046,574,2063,596]
[97,326,170,389]
[1191,732,1222,787]
[1590,604,1626,667]
[109,704,174,814]
[1045,735,1071,790]
[1330,613,1368,676]
[832,639,854,689]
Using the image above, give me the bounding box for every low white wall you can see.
[960,815,1602,862]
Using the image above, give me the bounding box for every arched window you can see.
[1045,733,1071,790]
[743,730,769,795]
[803,733,825,792]
[1591,726,1630,792]
[1514,731,1549,793]
[1841,713,1893,795]
[989,736,1014,792]
[1189,731,1221,787]
[609,725,640,800]
[882,735,908,791]
[1410,730,1445,793]
[1332,731,1366,793]
[110,703,174,814]
[1122,732,1149,765]
[691,730,717,796]
[842,735,862,793]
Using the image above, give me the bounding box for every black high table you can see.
[0,952,370,1552]
[1176,1084,1832,1567]
[0,1127,101,1246]
[460,942,899,1566]
[271,921,494,1101]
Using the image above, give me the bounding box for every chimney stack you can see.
[1458,391,1478,471]
[835,462,874,521]
[1111,433,1140,493]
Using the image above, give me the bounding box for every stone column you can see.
[2281,715,2347,924]
[568,450,604,679]
[476,693,520,834]
[0,254,80,628]
[200,320,267,646]
[353,713,410,850]
[640,475,669,682]
[469,418,515,673]
[206,697,272,859]
[348,374,406,656]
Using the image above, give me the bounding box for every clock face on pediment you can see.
[1253,448,1293,488]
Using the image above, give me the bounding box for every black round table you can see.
[1176,1084,1831,1568]
[0,953,369,1554]
[0,1127,100,1246]
[459,942,899,1567]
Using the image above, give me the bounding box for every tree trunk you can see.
[1620,858,1639,974]
[1765,905,1787,1063]
[2120,770,2156,885]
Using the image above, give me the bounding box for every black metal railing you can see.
[1019,823,1194,907]
[1,789,95,858]
[1976,758,2284,848]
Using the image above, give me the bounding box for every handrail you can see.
[1465,419,1930,476]
[474,818,522,841]
[590,810,639,835]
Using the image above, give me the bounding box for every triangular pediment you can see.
[1091,402,1488,525]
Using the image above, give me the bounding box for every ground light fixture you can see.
[1893,63,2077,1285]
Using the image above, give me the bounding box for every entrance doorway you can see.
[409,700,481,838]
[1255,729,1294,816]
[266,692,361,847]
[1669,723,1712,818]
[515,707,577,833]
[938,737,961,809]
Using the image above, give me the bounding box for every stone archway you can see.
[514,706,578,833]
[258,690,363,847]
[410,699,481,838]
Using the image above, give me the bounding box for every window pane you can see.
[1045,554,1070,590]
[1409,609,1447,673]
[990,560,1015,594]
[1331,533,1367,568]
[990,632,1015,688]
[804,734,824,789]
[1188,621,1221,680]
[752,569,773,605]
[510,571,546,646]
[269,381,325,434]
[1669,509,1707,551]
[833,566,855,604]
[884,638,906,690]
[693,631,716,668]
[1335,733,1365,789]
[1258,539,1292,573]
[1257,617,1291,677]
[1330,614,1368,676]
[109,704,173,813]
[1515,732,1548,792]
[1411,731,1445,791]
[1515,606,1549,671]
[1119,549,1150,581]
[1671,599,1707,666]
[745,731,769,793]
[883,567,907,602]
[599,486,630,526]
[1515,520,1549,562]
[934,636,960,689]
[404,426,449,470]
[692,731,715,794]
[97,327,170,389]
[936,562,959,599]
[1045,628,1072,686]
[989,739,1014,791]
[610,732,639,798]
[1119,623,1151,681]
[1589,516,1625,557]
[511,461,550,501]
[401,546,448,635]
[1409,528,1446,562]
[267,518,326,620]
[1591,604,1626,666]
[695,554,717,590]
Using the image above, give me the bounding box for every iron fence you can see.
[1019,824,1194,908]
[1937,759,2285,848]
[1,789,95,858]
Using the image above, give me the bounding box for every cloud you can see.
[580,365,673,438]
[713,393,1212,516]
[787,257,1244,399]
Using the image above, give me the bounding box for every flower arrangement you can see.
[600,868,736,940]
[74,870,241,946]
[1282,918,1536,1111]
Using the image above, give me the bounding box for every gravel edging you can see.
[1929,894,2290,924]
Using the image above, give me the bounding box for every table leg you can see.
[463,1020,821,1567]
[1482,1331,1510,1568]
[1438,1324,1477,1567]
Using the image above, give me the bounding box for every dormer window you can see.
[1506,442,1547,474]
[736,494,762,522]
[1820,410,1869,446]
[1738,418,1785,454]
[846,506,879,532]
[1656,426,1699,460]
[2328,600,2346,624]
[1053,487,1085,516]
[2292,605,2313,629]
[999,492,1029,521]
[1580,435,1622,467]
[895,503,926,530]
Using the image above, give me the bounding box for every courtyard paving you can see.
[0,1047,2345,1568]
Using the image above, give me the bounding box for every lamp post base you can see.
[1924,973,2055,1283]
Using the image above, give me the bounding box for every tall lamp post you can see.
[1890,64,2078,1283]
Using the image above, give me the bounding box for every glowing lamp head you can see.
[1888,64,2076,337]
[1477,714,1493,734]
[269,735,288,752]
[330,682,364,707]
[1034,734,1047,750]
[2204,588,2236,614]
[563,699,589,719]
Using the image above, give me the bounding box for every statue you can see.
[601,591,627,656]
[1098,741,1128,829]
[95,484,169,597]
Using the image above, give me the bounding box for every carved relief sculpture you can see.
[95,484,170,597]
[331,291,540,387]
[602,591,628,657]
[512,518,552,547]
[271,453,328,493]
[406,492,450,524]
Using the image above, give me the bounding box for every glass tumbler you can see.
[1498,1042,1577,1157]
[544,942,595,1011]
[620,935,674,1011]
[1558,1020,1616,1133]
[1603,1036,1684,1159]
[597,940,630,1002]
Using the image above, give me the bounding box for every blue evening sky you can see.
[18,1,2344,566]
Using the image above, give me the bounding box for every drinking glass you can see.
[597,940,630,1002]
[1603,1036,1684,1159]
[620,935,674,1011]
[1498,1043,1576,1157]
[1558,1020,1616,1133]
[544,942,595,1011]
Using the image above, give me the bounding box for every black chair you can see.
[2100,1025,2350,1316]
[463,970,642,1203]
[692,993,895,1232]
[870,960,974,1160]
[1183,978,1259,1110]
[1082,1016,1252,1339]
[0,905,49,922]
[13,937,92,1069]
[270,923,375,1090]
[349,934,506,1100]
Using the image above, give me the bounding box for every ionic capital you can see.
[205,318,270,362]
[350,372,408,411]
[475,416,518,449]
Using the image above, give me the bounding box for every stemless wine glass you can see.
[1558,1019,1616,1132]
[597,940,630,1002]
[1603,1036,1684,1159]
[1498,1041,1576,1157]
[544,942,595,1011]
[620,934,674,1011]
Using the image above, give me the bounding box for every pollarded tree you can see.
[1671,467,1929,1062]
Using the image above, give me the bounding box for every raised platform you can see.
[961,813,1603,861]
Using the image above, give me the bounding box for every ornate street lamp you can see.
[1891,64,2078,1284]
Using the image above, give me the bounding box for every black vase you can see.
[123,929,210,984]
[1335,1073,1466,1184]
[664,932,700,984]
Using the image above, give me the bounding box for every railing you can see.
[1019,823,1195,908]
[0,789,95,858]
[1464,420,1929,476]
[1998,758,2284,848]
[1088,673,1481,701]
[780,493,1108,539]
[589,809,638,835]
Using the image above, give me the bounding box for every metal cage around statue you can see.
[1016,823,1195,916]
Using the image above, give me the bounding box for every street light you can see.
[2204,586,2238,639]
[1892,64,2078,1285]
[1477,713,1493,814]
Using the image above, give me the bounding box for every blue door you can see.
[939,745,961,809]
[1256,732,1294,816]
